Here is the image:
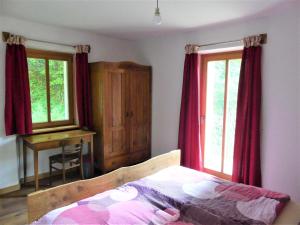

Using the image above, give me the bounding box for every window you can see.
[27,49,74,129]
[201,51,242,180]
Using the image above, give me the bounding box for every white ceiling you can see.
[0,0,289,40]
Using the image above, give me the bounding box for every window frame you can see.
[200,50,242,180]
[26,49,75,129]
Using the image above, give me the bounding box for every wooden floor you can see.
[0,174,81,225]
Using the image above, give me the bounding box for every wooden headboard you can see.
[27,150,181,223]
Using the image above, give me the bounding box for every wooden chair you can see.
[49,139,84,185]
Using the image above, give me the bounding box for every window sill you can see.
[203,168,232,181]
[32,125,80,134]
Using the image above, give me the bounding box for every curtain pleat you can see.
[178,53,202,170]
[232,46,262,187]
[75,52,93,129]
[5,44,32,135]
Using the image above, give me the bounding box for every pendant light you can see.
[153,0,162,25]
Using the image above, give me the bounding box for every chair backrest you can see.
[60,138,83,156]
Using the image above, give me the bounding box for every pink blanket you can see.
[33,166,290,225]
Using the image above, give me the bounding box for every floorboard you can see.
[0,174,81,225]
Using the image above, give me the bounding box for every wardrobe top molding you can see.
[90,61,151,70]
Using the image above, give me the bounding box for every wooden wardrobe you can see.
[90,62,152,173]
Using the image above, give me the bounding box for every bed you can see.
[28,150,300,224]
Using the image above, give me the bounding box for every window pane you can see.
[204,60,226,172]
[28,58,48,123]
[49,60,69,121]
[223,59,241,175]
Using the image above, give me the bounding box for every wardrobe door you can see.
[129,69,151,156]
[104,69,130,158]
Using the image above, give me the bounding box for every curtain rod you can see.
[196,33,267,48]
[2,31,91,52]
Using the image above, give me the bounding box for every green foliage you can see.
[209,60,225,167]
[204,59,241,173]
[223,59,241,174]
[49,60,68,121]
[28,58,47,123]
[28,58,69,123]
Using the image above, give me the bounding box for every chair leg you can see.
[62,169,66,183]
[49,161,52,186]
[62,161,66,184]
[80,163,84,180]
[62,144,66,183]
[81,152,84,179]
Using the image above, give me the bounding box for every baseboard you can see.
[1,169,79,195]
[0,183,21,195]
[20,171,60,183]
[20,168,80,183]
[1,171,60,195]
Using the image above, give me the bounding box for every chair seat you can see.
[50,152,80,163]
[51,159,80,170]
[49,139,84,185]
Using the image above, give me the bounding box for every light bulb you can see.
[153,8,162,25]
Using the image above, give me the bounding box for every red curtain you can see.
[5,44,32,135]
[232,46,262,187]
[75,52,93,129]
[178,53,202,170]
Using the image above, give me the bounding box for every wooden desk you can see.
[22,129,96,191]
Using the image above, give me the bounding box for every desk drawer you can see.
[35,141,61,150]
[33,135,92,151]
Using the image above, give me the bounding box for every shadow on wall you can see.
[0,135,19,189]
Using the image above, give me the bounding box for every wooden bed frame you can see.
[27,150,180,222]
[27,150,300,224]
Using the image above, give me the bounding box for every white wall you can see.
[137,1,300,201]
[0,15,143,189]
[296,0,300,195]
[297,0,300,196]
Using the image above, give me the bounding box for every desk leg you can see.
[34,151,39,191]
[89,136,94,177]
[23,142,27,185]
